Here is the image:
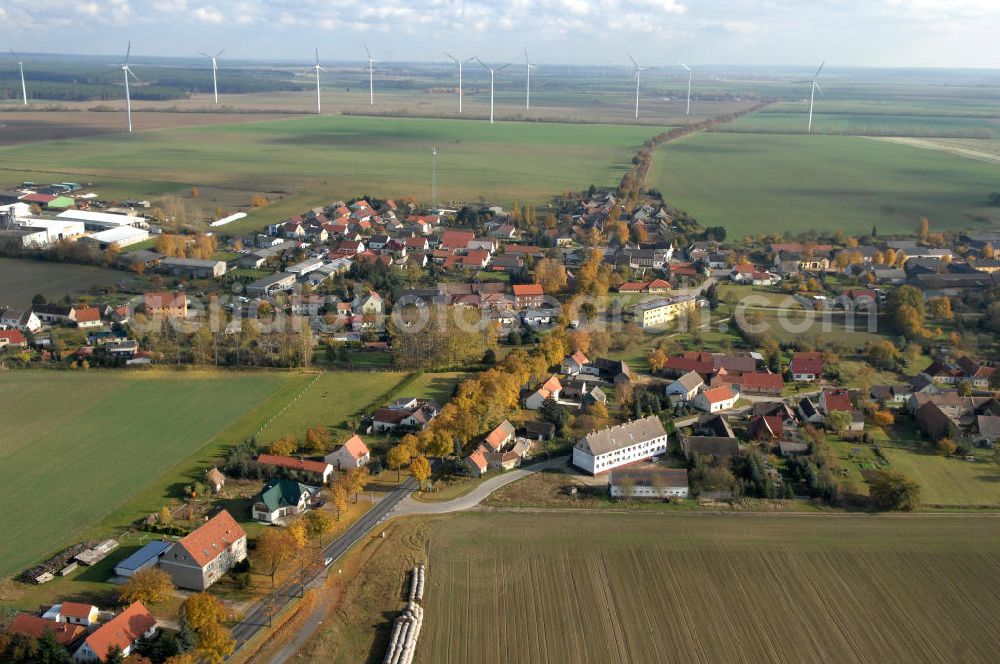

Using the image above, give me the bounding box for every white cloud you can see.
[192,7,224,23]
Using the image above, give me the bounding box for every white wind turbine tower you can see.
[364,44,377,106]
[680,62,693,115]
[627,52,647,120]
[474,58,510,125]
[313,47,327,114]
[801,61,825,133]
[444,52,475,114]
[9,50,27,105]
[523,48,536,110]
[117,42,139,133]
[198,47,225,104]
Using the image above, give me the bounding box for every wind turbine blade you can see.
[445,51,458,63]
[496,64,511,72]
[199,52,210,58]
[680,62,691,71]
[9,48,16,59]
[125,41,131,64]
[364,43,373,60]
[216,48,226,57]
[315,46,320,65]
[474,57,489,71]
[128,68,139,81]
[626,52,639,68]
[815,60,825,78]
[524,48,530,64]
[814,80,824,96]
[319,66,328,72]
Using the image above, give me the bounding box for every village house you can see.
[524,375,563,410]
[609,467,689,499]
[630,295,696,328]
[143,292,187,319]
[0,307,42,332]
[8,614,85,650]
[465,447,489,478]
[325,434,371,469]
[371,398,441,432]
[512,283,545,309]
[789,351,824,382]
[665,370,705,404]
[0,329,28,349]
[573,415,669,475]
[32,303,77,325]
[74,307,102,329]
[252,477,317,523]
[159,510,247,591]
[691,386,738,413]
[72,601,156,663]
[561,350,591,375]
[256,454,334,483]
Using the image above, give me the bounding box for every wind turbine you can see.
[117,42,138,133]
[9,50,26,105]
[364,44,376,106]
[198,47,225,104]
[313,47,327,114]
[680,62,693,115]
[474,58,509,125]
[800,61,825,133]
[627,52,647,120]
[523,48,536,110]
[445,52,475,114]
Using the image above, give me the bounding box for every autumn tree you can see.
[872,411,895,427]
[269,435,297,456]
[255,528,295,586]
[410,455,432,489]
[330,480,350,520]
[120,567,173,606]
[386,444,410,481]
[568,329,591,355]
[304,509,335,543]
[158,505,173,525]
[194,621,234,664]
[181,593,229,633]
[534,258,568,293]
[647,348,668,374]
[345,466,371,502]
[286,518,309,548]
[305,425,330,455]
[917,216,930,242]
[927,296,953,321]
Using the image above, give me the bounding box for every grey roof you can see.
[610,467,688,489]
[673,370,704,392]
[978,415,1000,440]
[681,436,740,458]
[778,441,809,455]
[576,415,667,456]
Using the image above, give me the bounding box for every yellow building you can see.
[631,296,697,328]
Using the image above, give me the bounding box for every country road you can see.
[224,476,417,659]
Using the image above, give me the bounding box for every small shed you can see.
[206,467,226,493]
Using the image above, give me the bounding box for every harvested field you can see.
[0,110,303,146]
[414,512,1000,664]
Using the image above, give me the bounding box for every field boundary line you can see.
[255,371,323,438]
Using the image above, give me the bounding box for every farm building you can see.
[246,272,297,296]
[113,540,172,578]
[691,386,738,413]
[80,226,150,250]
[159,510,247,591]
[15,217,85,243]
[57,209,147,230]
[160,257,227,278]
[573,416,668,475]
[257,454,333,483]
[7,614,85,648]
[609,467,689,499]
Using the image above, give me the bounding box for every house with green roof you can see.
[251,477,317,523]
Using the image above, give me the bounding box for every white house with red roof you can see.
[512,283,545,309]
[819,389,852,414]
[159,510,247,591]
[464,447,489,478]
[561,350,590,375]
[325,434,370,469]
[790,351,824,382]
[72,601,156,663]
[691,386,738,413]
[256,454,334,483]
[74,307,103,329]
[524,375,563,410]
[0,329,27,348]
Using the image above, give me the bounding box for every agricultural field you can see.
[649,131,1000,236]
[0,370,300,579]
[0,114,667,221]
[0,257,137,308]
[718,109,1000,138]
[295,511,1000,663]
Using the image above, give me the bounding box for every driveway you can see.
[391,455,570,517]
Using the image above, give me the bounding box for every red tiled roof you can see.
[822,389,852,412]
[61,602,97,619]
[618,281,648,292]
[75,307,101,323]
[484,420,514,451]
[701,386,736,404]
[504,244,542,256]
[257,454,331,476]
[513,284,544,296]
[570,350,589,366]
[9,614,85,646]
[144,292,185,310]
[736,372,784,390]
[20,193,56,203]
[176,510,246,568]
[468,446,488,471]
[82,601,156,662]
[341,434,369,459]
[647,278,671,290]
[0,330,27,344]
[790,352,824,375]
[540,374,562,395]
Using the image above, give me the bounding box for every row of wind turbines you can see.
[7,46,827,134]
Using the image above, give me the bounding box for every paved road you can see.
[391,455,570,517]
[225,477,418,656]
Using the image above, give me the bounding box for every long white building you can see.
[57,209,148,230]
[572,415,669,475]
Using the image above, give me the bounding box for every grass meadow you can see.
[0,370,301,579]
[295,511,1000,664]
[0,257,136,308]
[649,131,1000,236]
[0,114,664,224]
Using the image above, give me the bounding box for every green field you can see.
[0,114,664,227]
[882,448,1000,508]
[412,512,1000,664]
[0,257,136,308]
[0,370,297,578]
[719,109,1000,138]
[649,131,1000,236]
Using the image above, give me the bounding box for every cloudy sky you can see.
[3,0,1000,68]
